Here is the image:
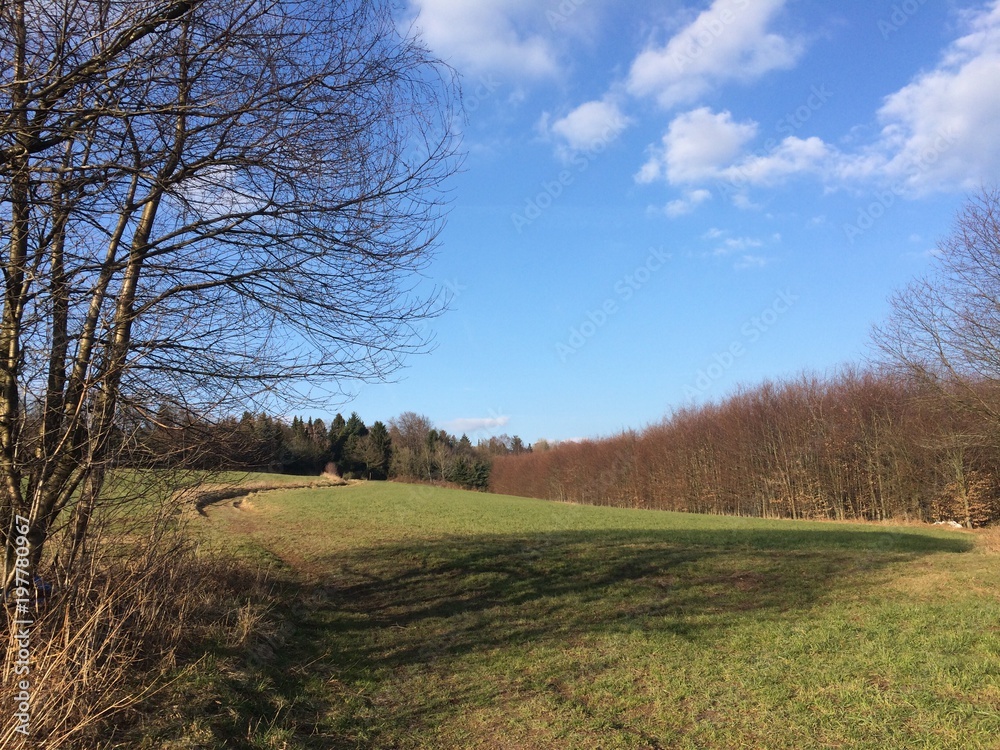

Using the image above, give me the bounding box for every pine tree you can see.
[329,413,347,463]
[363,421,393,480]
[340,413,369,477]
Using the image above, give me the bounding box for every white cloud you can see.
[174,165,267,219]
[718,135,832,187]
[634,111,877,204]
[731,192,763,210]
[743,1,1000,194]
[442,416,510,434]
[665,188,713,217]
[869,0,1000,192]
[409,0,558,78]
[639,107,841,193]
[734,254,770,271]
[636,110,857,217]
[716,236,763,255]
[632,2,1000,203]
[652,2,1000,197]
[638,108,758,185]
[638,110,926,212]
[696,229,772,269]
[547,98,632,157]
[626,0,803,108]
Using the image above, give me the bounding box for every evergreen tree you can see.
[362,421,393,480]
[329,413,347,463]
[340,412,369,477]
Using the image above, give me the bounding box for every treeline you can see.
[381,412,529,489]
[491,369,1000,527]
[130,407,530,490]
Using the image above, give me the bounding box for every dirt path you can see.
[178,476,347,515]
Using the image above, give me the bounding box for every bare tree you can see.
[874,188,1000,413]
[873,188,1000,526]
[388,411,434,479]
[0,0,460,587]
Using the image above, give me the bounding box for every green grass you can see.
[153,480,1000,749]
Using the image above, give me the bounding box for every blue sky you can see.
[334,0,1000,444]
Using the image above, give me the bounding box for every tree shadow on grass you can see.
[196,526,973,749]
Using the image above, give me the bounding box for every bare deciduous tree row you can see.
[491,370,1000,527]
[495,189,1000,529]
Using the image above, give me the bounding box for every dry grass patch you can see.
[977,526,1000,554]
[0,491,290,749]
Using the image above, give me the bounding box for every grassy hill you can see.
[150,479,1000,749]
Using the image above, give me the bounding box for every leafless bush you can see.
[0,500,278,748]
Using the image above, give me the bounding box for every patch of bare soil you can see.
[179,477,347,515]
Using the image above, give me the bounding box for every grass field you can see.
[153,480,1000,749]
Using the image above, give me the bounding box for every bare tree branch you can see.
[0,0,461,585]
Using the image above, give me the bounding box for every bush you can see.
[0,504,278,748]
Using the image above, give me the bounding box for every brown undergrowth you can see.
[0,502,285,749]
